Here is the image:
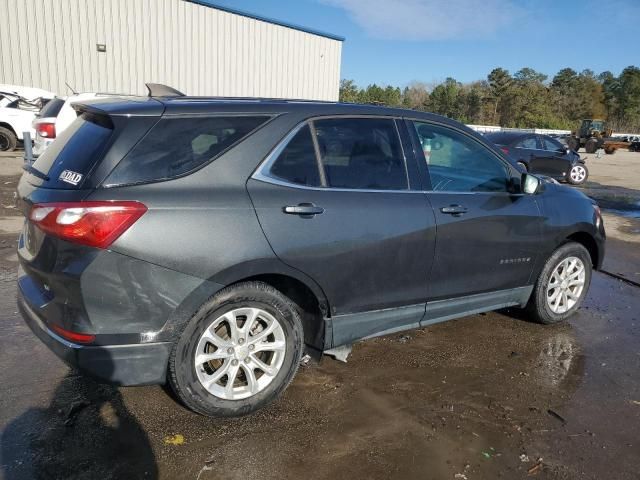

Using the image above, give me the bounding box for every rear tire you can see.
[169,281,304,417]
[566,137,579,152]
[0,127,17,152]
[585,139,598,154]
[525,243,592,324]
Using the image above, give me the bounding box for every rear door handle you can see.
[440,205,467,216]
[283,203,324,217]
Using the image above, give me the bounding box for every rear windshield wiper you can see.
[23,164,50,181]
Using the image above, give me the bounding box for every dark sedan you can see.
[485,131,588,185]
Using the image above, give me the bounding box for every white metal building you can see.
[0,0,344,100]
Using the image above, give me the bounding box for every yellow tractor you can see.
[566,119,628,154]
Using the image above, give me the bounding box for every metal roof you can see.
[184,0,345,42]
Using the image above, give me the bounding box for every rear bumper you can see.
[18,289,172,385]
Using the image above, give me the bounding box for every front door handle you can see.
[283,203,324,217]
[440,205,467,216]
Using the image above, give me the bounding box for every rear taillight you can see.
[500,146,510,155]
[36,122,56,139]
[50,324,95,344]
[29,201,147,249]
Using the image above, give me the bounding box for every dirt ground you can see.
[0,149,639,480]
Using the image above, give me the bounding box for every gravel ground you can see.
[0,149,639,480]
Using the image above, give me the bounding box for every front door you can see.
[530,135,571,179]
[409,120,542,303]
[248,117,436,338]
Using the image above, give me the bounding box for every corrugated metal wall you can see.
[0,0,342,100]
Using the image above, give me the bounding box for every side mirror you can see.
[565,147,571,155]
[522,173,541,195]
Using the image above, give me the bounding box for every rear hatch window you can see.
[28,112,114,188]
[37,97,65,118]
[103,115,271,186]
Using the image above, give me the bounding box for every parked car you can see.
[485,131,589,185]
[0,84,55,151]
[32,93,119,159]
[16,94,605,417]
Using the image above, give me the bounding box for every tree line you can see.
[339,66,640,132]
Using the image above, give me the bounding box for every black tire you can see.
[169,281,304,417]
[567,163,588,185]
[585,139,598,154]
[525,242,592,324]
[0,126,17,152]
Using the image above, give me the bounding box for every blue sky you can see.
[206,0,639,88]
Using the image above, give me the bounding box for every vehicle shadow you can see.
[580,180,640,212]
[1,358,157,480]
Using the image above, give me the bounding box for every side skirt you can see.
[325,286,533,350]
[422,286,533,327]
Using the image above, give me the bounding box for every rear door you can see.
[408,120,542,306]
[510,135,539,167]
[248,116,435,340]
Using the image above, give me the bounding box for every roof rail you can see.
[145,83,185,97]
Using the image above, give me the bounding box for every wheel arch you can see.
[565,231,600,269]
[0,122,18,135]
[164,260,332,352]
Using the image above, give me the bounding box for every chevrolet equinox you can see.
[17,92,605,417]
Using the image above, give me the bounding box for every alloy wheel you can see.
[569,165,587,183]
[194,307,286,400]
[546,256,586,314]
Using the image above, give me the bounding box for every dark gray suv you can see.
[16,94,605,417]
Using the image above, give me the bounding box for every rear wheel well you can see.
[232,274,327,351]
[566,232,598,267]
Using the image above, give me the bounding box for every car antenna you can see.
[145,83,186,97]
[65,81,78,95]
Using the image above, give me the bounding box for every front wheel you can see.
[525,243,592,324]
[169,281,304,417]
[567,164,588,185]
[0,127,17,152]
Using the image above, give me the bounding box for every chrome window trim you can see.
[252,115,412,193]
[251,175,522,197]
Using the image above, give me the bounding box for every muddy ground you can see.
[0,150,639,480]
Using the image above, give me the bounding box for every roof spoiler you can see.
[145,83,185,97]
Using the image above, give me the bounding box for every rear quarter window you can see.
[104,116,270,186]
[30,112,114,188]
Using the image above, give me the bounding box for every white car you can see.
[0,84,55,151]
[32,92,116,158]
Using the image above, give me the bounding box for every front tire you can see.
[169,281,304,417]
[567,164,588,185]
[525,243,592,324]
[0,127,17,152]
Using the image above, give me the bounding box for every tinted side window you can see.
[313,118,407,190]
[543,137,562,151]
[515,137,538,149]
[106,116,269,185]
[269,125,321,187]
[412,122,509,193]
